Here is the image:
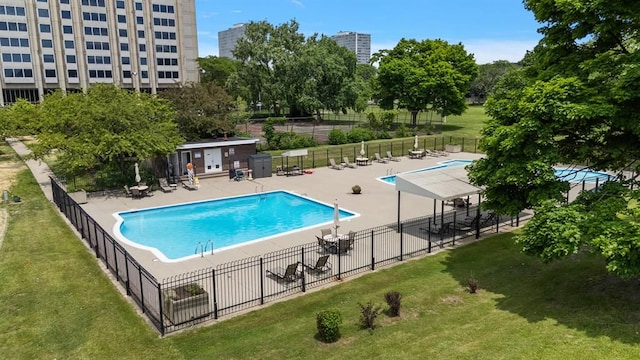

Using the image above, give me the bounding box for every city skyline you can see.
[195,0,542,64]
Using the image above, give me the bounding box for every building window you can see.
[66,55,76,63]
[63,25,73,34]
[123,70,131,78]
[141,70,148,78]
[137,30,144,38]
[68,69,78,77]
[61,0,70,4]
[139,44,146,52]
[64,40,74,49]
[122,57,130,65]
[40,24,51,33]
[43,54,54,63]
[120,43,128,51]
[135,3,142,11]
[140,57,147,65]
[1,53,10,62]
[4,69,13,78]
[38,8,49,17]
[136,17,143,25]
[116,1,124,9]
[119,29,127,37]
[42,39,53,48]
[45,69,56,77]
[23,53,30,62]
[117,15,126,23]
[61,10,71,19]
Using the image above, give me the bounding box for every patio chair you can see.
[386,151,401,162]
[455,213,480,232]
[329,158,344,170]
[304,255,331,275]
[123,185,132,197]
[130,187,143,199]
[158,178,173,193]
[374,153,389,163]
[320,228,332,238]
[317,236,337,253]
[347,230,356,249]
[343,157,357,168]
[337,238,351,254]
[233,169,245,181]
[266,262,300,282]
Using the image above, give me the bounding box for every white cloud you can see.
[464,39,539,64]
[291,0,304,7]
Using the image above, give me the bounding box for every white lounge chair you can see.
[329,158,344,170]
[374,153,389,163]
[343,157,357,168]
[386,151,401,162]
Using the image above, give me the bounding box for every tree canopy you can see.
[233,19,358,118]
[372,38,478,125]
[467,0,640,278]
[467,60,518,103]
[158,82,234,141]
[197,55,238,88]
[28,84,183,178]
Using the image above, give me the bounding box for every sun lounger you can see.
[266,262,300,282]
[182,182,198,191]
[304,255,331,274]
[386,151,400,162]
[158,178,173,193]
[329,158,344,170]
[374,153,389,163]
[343,157,357,168]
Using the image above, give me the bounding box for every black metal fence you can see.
[51,176,527,335]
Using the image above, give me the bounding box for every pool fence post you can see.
[428,221,432,253]
[124,252,131,295]
[452,212,457,247]
[475,207,480,239]
[157,282,165,336]
[212,268,218,319]
[474,138,478,153]
[301,247,306,293]
[582,180,586,192]
[139,268,145,314]
[399,223,404,261]
[259,258,265,305]
[516,214,520,227]
[337,244,342,281]
[370,230,375,271]
[595,177,599,192]
[113,240,119,281]
[93,223,99,258]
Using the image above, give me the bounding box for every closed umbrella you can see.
[134,162,141,184]
[333,199,340,236]
[414,135,419,150]
[360,141,365,157]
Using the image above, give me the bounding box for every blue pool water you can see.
[113,191,357,262]
[379,160,611,185]
[379,159,473,184]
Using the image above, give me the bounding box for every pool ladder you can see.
[386,168,394,175]
[255,185,266,199]
[195,239,214,257]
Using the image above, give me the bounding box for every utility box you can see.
[248,154,272,179]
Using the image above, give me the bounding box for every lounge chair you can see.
[425,149,448,157]
[304,255,331,274]
[374,153,389,163]
[182,182,198,191]
[158,178,173,193]
[329,158,344,170]
[266,262,300,282]
[386,151,400,162]
[480,212,497,227]
[455,213,480,232]
[343,157,357,168]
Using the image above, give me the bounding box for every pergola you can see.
[394,166,483,233]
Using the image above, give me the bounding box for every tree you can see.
[467,60,518,103]
[467,0,640,277]
[197,55,238,88]
[28,84,183,178]
[372,38,478,126]
[0,98,42,137]
[159,82,234,141]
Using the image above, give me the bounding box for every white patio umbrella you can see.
[360,141,365,157]
[414,135,419,150]
[333,199,340,236]
[134,162,141,184]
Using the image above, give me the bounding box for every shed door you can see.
[204,148,222,173]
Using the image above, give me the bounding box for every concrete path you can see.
[7,138,55,202]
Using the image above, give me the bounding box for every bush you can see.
[346,128,375,143]
[384,291,402,317]
[316,309,342,343]
[327,128,348,145]
[358,301,382,330]
[467,274,479,294]
[394,124,410,138]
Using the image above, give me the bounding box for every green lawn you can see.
[2,156,640,358]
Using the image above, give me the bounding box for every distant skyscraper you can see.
[218,23,246,59]
[0,0,199,106]
[331,31,371,64]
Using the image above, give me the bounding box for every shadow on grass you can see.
[442,233,640,344]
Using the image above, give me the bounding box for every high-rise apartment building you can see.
[0,0,199,106]
[218,23,246,59]
[331,31,371,64]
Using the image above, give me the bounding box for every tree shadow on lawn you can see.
[442,234,640,344]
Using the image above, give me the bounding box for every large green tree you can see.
[29,84,183,178]
[467,60,518,103]
[196,55,238,88]
[159,82,234,141]
[467,0,640,277]
[233,20,359,118]
[372,38,478,125]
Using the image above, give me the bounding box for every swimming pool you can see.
[378,159,472,184]
[113,191,358,262]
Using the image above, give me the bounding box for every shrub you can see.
[316,309,342,343]
[346,127,374,143]
[467,274,479,294]
[327,128,348,145]
[352,185,361,194]
[384,291,402,317]
[358,301,382,330]
[394,123,410,138]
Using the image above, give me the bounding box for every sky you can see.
[195,0,543,65]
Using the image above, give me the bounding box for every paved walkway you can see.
[7,138,55,202]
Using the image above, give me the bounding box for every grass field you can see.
[2,149,640,359]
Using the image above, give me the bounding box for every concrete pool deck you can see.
[78,153,486,279]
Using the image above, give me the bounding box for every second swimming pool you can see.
[113,190,358,262]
